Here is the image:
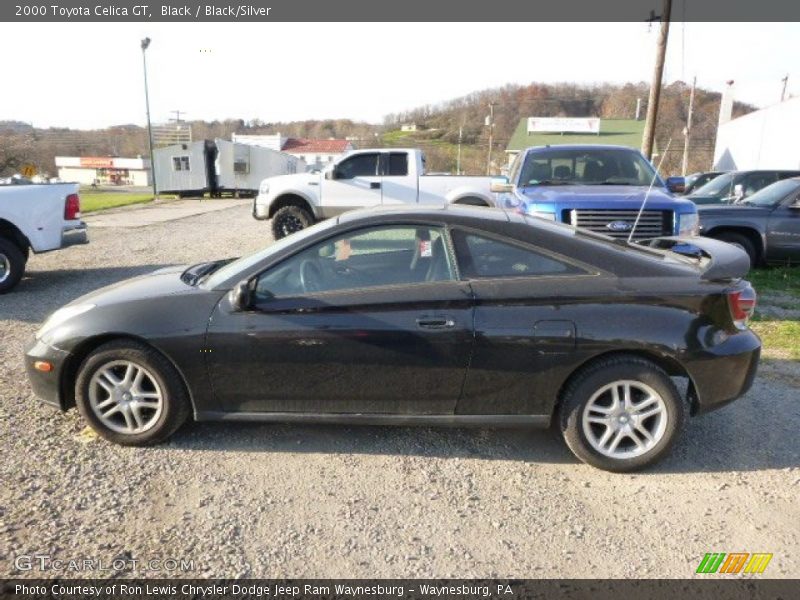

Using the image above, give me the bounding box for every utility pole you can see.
[781,75,789,102]
[141,37,157,199]
[681,75,696,176]
[456,126,463,175]
[641,0,672,161]
[169,109,186,123]
[486,102,496,175]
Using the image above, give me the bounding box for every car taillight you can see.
[728,285,756,327]
[65,194,81,220]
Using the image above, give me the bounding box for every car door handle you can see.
[416,317,455,330]
[370,182,381,189]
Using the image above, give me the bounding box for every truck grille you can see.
[564,209,672,240]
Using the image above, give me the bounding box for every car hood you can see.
[263,172,321,189]
[518,185,680,206]
[66,265,200,308]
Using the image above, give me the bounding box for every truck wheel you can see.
[272,205,314,239]
[558,355,686,472]
[0,237,26,294]
[711,231,757,268]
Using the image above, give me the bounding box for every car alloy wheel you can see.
[581,379,668,459]
[0,254,10,284]
[88,360,164,434]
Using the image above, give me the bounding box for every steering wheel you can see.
[299,259,325,293]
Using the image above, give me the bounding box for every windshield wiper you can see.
[527,180,578,186]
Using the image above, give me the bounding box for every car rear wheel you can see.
[711,231,757,268]
[0,237,26,294]
[271,205,314,239]
[559,356,686,472]
[75,340,190,446]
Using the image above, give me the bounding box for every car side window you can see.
[385,153,409,176]
[253,225,455,302]
[452,230,585,279]
[336,153,379,179]
[743,173,777,197]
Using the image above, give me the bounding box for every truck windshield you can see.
[690,172,735,198]
[740,179,800,207]
[517,148,658,187]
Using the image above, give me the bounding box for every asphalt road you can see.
[1,201,798,579]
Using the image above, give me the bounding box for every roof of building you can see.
[282,138,352,153]
[506,118,646,152]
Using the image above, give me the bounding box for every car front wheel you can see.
[559,356,686,472]
[75,341,190,446]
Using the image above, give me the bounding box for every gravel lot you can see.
[1,201,798,579]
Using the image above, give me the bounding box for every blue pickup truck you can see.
[493,145,698,241]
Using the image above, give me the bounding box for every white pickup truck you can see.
[253,148,496,238]
[0,183,88,293]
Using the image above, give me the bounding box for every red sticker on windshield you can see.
[420,240,432,257]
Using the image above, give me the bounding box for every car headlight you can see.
[678,212,699,237]
[36,304,96,340]
[529,210,556,221]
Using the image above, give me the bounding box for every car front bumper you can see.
[24,337,71,411]
[687,328,761,415]
[253,195,270,220]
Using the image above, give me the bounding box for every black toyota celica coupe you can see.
[25,206,760,471]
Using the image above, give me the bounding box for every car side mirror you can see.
[228,280,253,311]
[790,198,800,210]
[665,176,685,194]
[490,176,513,194]
[325,167,338,180]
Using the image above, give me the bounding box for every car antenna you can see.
[628,138,672,244]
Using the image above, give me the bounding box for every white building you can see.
[55,156,151,186]
[714,96,800,170]
[229,133,353,171]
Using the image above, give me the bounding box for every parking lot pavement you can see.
[83,198,250,228]
[1,202,798,579]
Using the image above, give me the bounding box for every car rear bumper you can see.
[62,221,89,247]
[24,337,70,411]
[687,329,761,415]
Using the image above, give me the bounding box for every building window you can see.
[172,156,190,171]
[233,159,249,174]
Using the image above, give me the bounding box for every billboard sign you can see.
[527,117,601,134]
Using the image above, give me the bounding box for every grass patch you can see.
[750,319,800,360]
[80,192,154,213]
[747,265,800,296]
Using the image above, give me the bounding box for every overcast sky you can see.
[1,22,796,129]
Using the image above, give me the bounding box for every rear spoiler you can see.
[645,236,750,281]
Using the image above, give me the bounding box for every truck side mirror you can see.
[325,167,338,180]
[490,176,513,194]
[228,280,253,311]
[665,176,685,194]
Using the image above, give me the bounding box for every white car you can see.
[0,182,88,293]
[254,148,496,238]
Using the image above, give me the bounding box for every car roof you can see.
[526,144,642,152]
[336,204,513,225]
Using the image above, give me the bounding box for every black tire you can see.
[711,231,757,268]
[271,204,314,239]
[454,197,488,207]
[558,355,686,472]
[0,237,26,294]
[75,340,190,446]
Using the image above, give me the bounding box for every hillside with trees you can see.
[1,81,755,178]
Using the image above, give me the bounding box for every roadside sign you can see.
[21,164,37,178]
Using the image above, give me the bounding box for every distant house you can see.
[281,138,354,170]
[714,96,800,170]
[401,123,418,132]
[231,133,353,171]
[505,117,646,166]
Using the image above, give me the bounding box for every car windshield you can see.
[691,172,735,198]
[201,218,338,289]
[740,179,800,207]
[517,148,658,187]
